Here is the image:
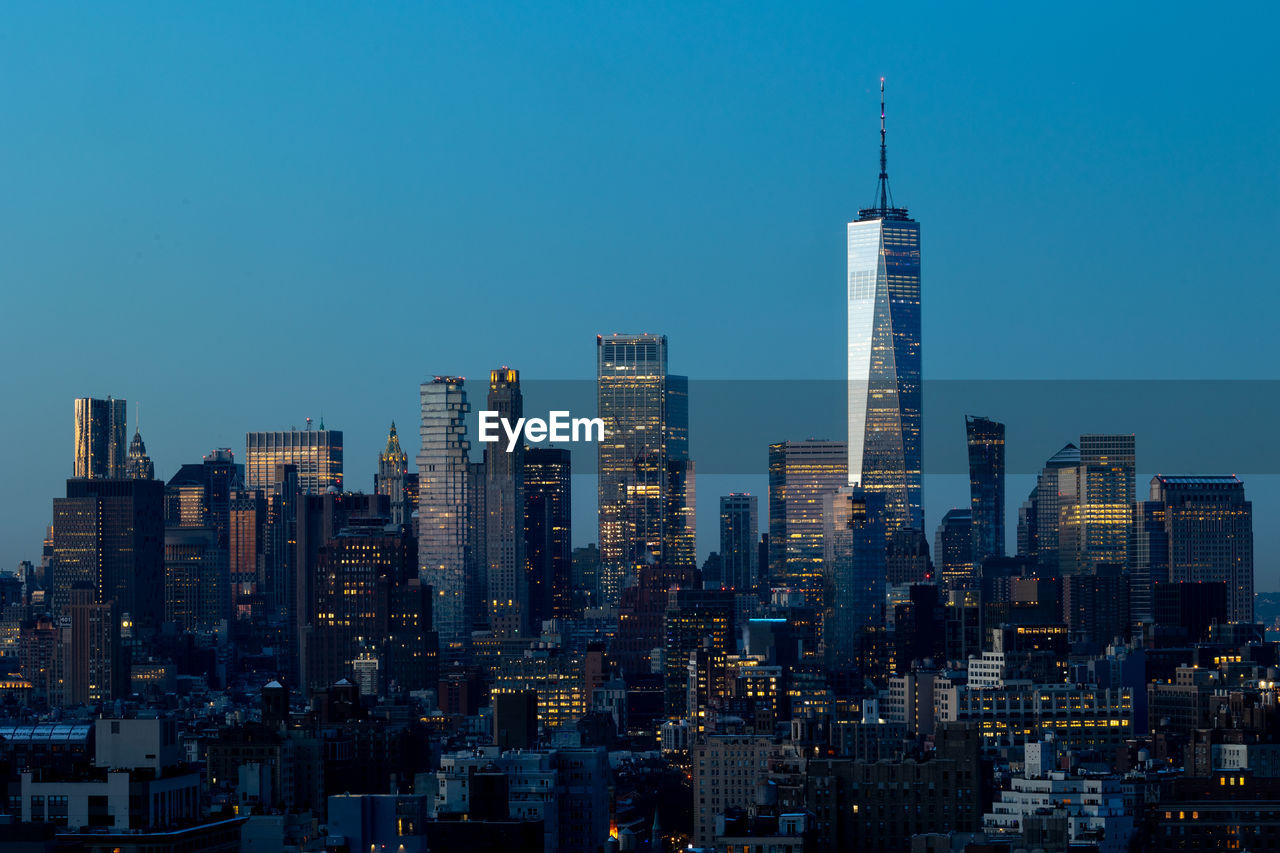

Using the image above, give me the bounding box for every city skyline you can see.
[3,7,1280,850]
[3,4,1278,585]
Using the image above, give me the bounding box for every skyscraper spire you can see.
[879,77,888,210]
[860,77,908,222]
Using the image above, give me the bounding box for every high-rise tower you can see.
[596,334,695,604]
[417,376,473,660]
[376,422,410,526]
[966,416,1006,568]
[846,80,923,533]
[485,368,526,636]
[767,440,848,592]
[245,426,343,495]
[719,493,759,593]
[74,396,127,479]
[524,447,571,625]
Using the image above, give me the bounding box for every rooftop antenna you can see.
[877,76,891,211]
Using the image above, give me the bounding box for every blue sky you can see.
[1,3,1277,581]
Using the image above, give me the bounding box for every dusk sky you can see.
[2,4,1277,581]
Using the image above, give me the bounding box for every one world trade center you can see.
[846,79,922,533]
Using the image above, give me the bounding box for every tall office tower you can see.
[59,586,124,705]
[263,462,298,620]
[934,508,975,590]
[767,440,848,591]
[245,426,344,495]
[966,416,1005,567]
[525,447,571,625]
[1147,475,1254,623]
[228,489,266,617]
[375,422,410,527]
[163,526,229,632]
[73,396,128,479]
[846,81,922,533]
[166,449,241,551]
[1057,435,1136,575]
[1033,443,1080,573]
[484,368,527,636]
[596,333,695,604]
[663,588,735,717]
[1128,500,1168,623]
[664,374,697,571]
[51,478,164,641]
[294,491,387,688]
[822,487,887,672]
[306,517,418,693]
[417,377,473,661]
[124,428,154,480]
[718,494,759,593]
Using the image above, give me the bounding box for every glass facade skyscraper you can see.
[846,86,922,534]
[596,333,694,604]
[74,396,127,479]
[485,367,526,636]
[1058,434,1136,575]
[822,486,886,671]
[1033,442,1080,573]
[966,415,1006,568]
[767,440,848,591]
[416,376,473,660]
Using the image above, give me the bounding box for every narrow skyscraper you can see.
[524,447,571,625]
[846,80,923,533]
[417,376,473,660]
[485,368,526,636]
[966,416,1006,568]
[718,493,759,593]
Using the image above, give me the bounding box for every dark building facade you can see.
[966,415,1005,569]
[51,477,164,641]
[524,447,571,626]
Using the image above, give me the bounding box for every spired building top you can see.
[859,78,912,223]
[847,78,923,533]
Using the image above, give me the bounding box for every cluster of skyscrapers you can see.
[0,86,1270,853]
